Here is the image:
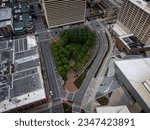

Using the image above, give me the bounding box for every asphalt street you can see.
[40,40,64,113]
[72,20,108,112]
[31,0,66,112]
[32,0,47,32]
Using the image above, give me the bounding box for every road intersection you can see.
[31,0,111,113]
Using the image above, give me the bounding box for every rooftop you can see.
[12,2,33,34]
[0,20,11,28]
[0,35,46,112]
[0,8,12,21]
[115,58,150,111]
[130,0,150,14]
[96,105,130,113]
[13,14,32,32]
[13,2,31,14]
[119,34,145,49]
[112,24,130,36]
[99,0,116,9]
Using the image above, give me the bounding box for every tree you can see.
[63,64,69,72]
[64,50,71,59]
[74,63,82,71]
[58,66,64,73]
[72,50,78,59]
[85,39,92,47]
[51,26,96,81]
[60,70,67,80]
[61,57,69,65]
[76,54,82,62]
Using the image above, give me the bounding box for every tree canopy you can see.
[51,27,96,80]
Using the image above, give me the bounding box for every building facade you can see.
[42,0,86,28]
[117,0,150,45]
[115,58,150,112]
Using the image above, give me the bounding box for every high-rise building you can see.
[115,58,150,112]
[117,0,150,45]
[42,0,86,28]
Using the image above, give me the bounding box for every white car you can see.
[49,91,53,96]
